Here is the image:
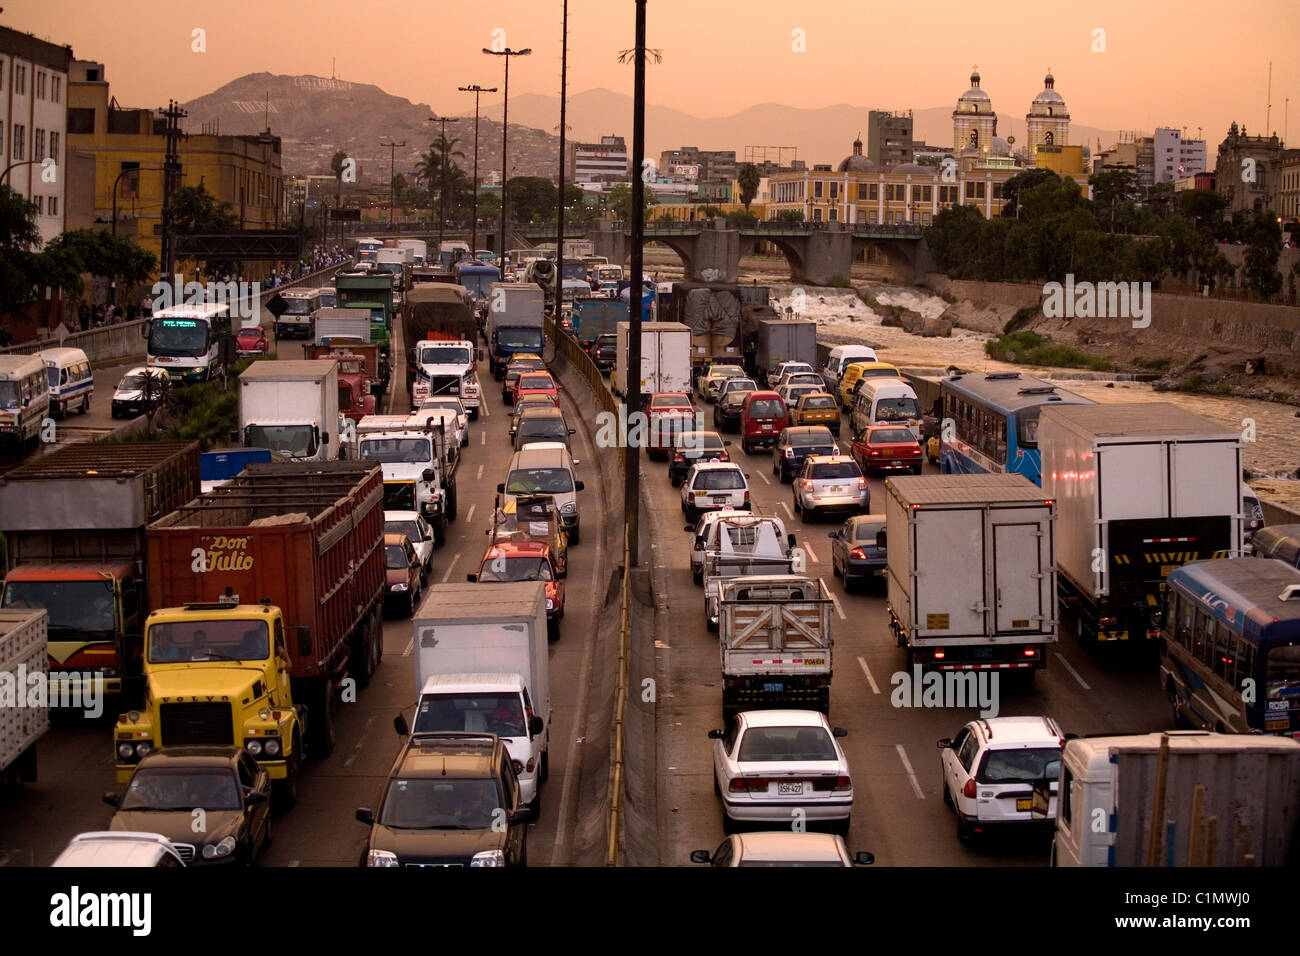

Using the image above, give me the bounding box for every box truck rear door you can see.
[916,508,984,636]
[992,521,1044,633]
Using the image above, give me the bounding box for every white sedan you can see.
[696,364,746,403]
[690,832,874,867]
[710,710,853,834]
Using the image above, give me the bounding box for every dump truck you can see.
[0,441,200,703]
[402,284,477,393]
[335,272,395,365]
[718,575,833,721]
[0,608,49,795]
[1048,731,1300,866]
[1040,403,1242,644]
[485,282,546,377]
[885,474,1058,675]
[117,462,386,806]
[302,344,382,421]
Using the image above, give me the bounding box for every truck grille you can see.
[161,702,233,746]
[427,376,460,395]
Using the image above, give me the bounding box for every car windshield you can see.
[518,375,554,389]
[413,693,525,737]
[874,397,920,420]
[378,778,500,830]
[977,747,1061,784]
[360,438,431,464]
[2,579,115,633]
[694,469,745,491]
[791,432,834,448]
[781,365,814,376]
[478,555,552,582]
[737,726,837,762]
[711,367,743,378]
[786,374,821,386]
[119,769,241,811]
[725,380,756,393]
[678,432,722,452]
[385,545,410,570]
[860,368,899,379]
[506,468,574,494]
[869,428,915,444]
[419,346,471,365]
[519,422,567,442]
[739,860,845,867]
[810,462,861,479]
[747,399,784,418]
[723,393,750,407]
[803,395,836,409]
[385,521,424,544]
[147,620,269,663]
[245,424,318,459]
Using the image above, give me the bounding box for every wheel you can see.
[721,808,736,834]
[432,515,447,547]
[445,484,458,521]
[540,748,550,783]
[273,746,301,810]
[943,780,953,806]
[912,464,922,475]
[79,395,90,414]
[409,585,419,617]
[547,617,560,642]
[462,434,469,447]
[670,473,681,488]
[568,523,580,546]
[693,567,703,586]
[741,441,750,454]
[311,680,337,757]
[793,495,801,514]
[420,567,428,587]
[528,788,543,820]
[713,774,721,797]
[832,557,842,578]
[956,816,974,843]
[468,407,479,421]
[772,459,778,475]
[519,836,529,868]
[831,816,851,837]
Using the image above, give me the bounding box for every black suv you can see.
[356,729,529,867]
[590,333,617,374]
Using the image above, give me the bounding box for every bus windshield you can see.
[1267,645,1300,698]
[148,319,209,357]
[2,579,115,633]
[0,381,20,407]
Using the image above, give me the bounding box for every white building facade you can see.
[1154,127,1208,183]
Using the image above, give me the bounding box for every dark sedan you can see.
[772,425,839,483]
[829,514,888,592]
[669,430,732,487]
[713,390,752,433]
[104,747,272,865]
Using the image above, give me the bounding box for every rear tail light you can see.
[833,776,851,792]
[850,548,866,559]
[728,778,747,793]
[674,452,685,461]
[803,480,815,489]
[870,449,881,456]
[857,478,866,488]
[963,778,977,799]
[743,491,750,503]
[744,777,769,792]
[933,649,946,660]
[1024,647,1036,657]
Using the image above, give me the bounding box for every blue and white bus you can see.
[355,238,383,263]
[1162,558,1300,737]
[145,303,234,383]
[939,371,1092,487]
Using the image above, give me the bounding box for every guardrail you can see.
[606,524,632,866]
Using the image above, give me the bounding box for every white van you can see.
[499,442,585,544]
[821,345,879,394]
[850,377,922,439]
[39,347,93,418]
[52,831,186,867]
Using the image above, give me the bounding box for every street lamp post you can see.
[379,139,406,225]
[428,116,460,262]
[483,46,531,268]
[625,0,648,565]
[458,84,498,260]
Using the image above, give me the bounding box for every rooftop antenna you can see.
[331,57,336,80]
[1266,61,1272,136]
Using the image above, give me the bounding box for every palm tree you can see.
[416,135,467,224]
[737,163,760,212]
[617,48,663,64]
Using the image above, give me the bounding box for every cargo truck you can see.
[718,575,833,721]
[402,284,477,393]
[401,582,551,812]
[885,474,1057,675]
[573,299,626,351]
[0,441,200,702]
[355,414,457,543]
[238,360,342,462]
[1047,731,1300,866]
[118,461,386,805]
[0,609,49,795]
[410,338,481,418]
[486,282,546,377]
[200,448,272,493]
[335,272,395,367]
[612,321,691,400]
[754,319,818,387]
[1040,403,1242,644]
[301,345,381,421]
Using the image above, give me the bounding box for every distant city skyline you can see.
[5,0,1297,155]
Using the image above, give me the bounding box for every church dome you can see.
[837,135,875,172]
[990,137,1012,156]
[956,70,993,113]
[1028,71,1068,116]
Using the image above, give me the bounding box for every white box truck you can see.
[1040,403,1242,644]
[313,307,372,346]
[405,582,551,811]
[0,608,49,794]
[885,474,1057,674]
[238,359,342,462]
[1049,731,1300,866]
[613,320,691,399]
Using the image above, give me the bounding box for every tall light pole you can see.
[379,139,406,225]
[555,0,570,321]
[428,116,460,260]
[459,84,497,260]
[483,46,531,267]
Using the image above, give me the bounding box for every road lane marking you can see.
[465,503,476,525]
[779,501,794,521]
[481,431,486,445]
[402,637,413,657]
[896,745,925,799]
[440,552,461,582]
[343,715,376,769]
[857,655,880,694]
[477,464,484,480]
[803,540,819,564]
[758,471,771,485]
[829,591,846,621]
[1055,652,1091,690]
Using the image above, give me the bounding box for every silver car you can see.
[792,455,868,520]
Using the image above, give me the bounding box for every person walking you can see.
[78,304,90,332]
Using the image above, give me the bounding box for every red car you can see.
[235,326,269,356]
[513,371,562,406]
[739,391,788,455]
[850,425,923,476]
[647,392,696,460]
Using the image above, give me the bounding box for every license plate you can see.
[713,496,730,504]
[778,782,804,795]
[763,682,783,692]
[1016,798,1032,812]
[973,647,994,659]
[829,485,844,493]
[761,424,772,431]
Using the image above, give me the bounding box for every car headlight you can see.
[367,849,400,867]
[246,739,263,756]
[470,849,505,867]
[391,582,409,592]
[202,836,236,859]
[560,502,577,514]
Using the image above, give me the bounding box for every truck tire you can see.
[567,522,580,546]
[273,745,300,811]
[540,747,550,783]
[468,407,479,421]
[310,680,338,757]
[445,483,458,522]
[432,515,447,547]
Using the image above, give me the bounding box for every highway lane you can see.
[644,389,1173,866]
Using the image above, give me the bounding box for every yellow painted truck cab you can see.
[114,601,306,807]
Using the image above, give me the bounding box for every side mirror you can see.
[394,714,410,737]
[498,483,506,494]
[707,729,725,739]
[574,480,585,491]
[568,428,576,435]
[102,791,120,808]
[529,715,544,737]
[723,440,732,446]
[355,808,375,826]
[853,851,875,866]
[689,850,712,864]
[557,567,567,580]
[245,791,269,806]
[466,572,478,582]
[876,530,887,549]
[833,727,848,738]
[827,531,839,540]
[509,808,532,824]
[422,468,436,481]
[936,738,952,750]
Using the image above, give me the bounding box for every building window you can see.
[51,75,61,103]
[812,207,823,221]
[830,182,838,199]
[12,124,25,161]
[868,210,878,224]
[36,71,47,99]
[49,131,59,165]
[893,211,903,224]
[922,212,931,225]
[34,196,44,215]
[857,183,867,200]
[918,185,932,202]
[15,65,26,95]
[964,181,985,199]
[814,180,823,198]
[829,208,838,221]
[0,121,4,157]
[992,183,1004,200]
[34,129,44,161]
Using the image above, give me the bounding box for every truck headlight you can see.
[135,742,153,757]
[367,849,400,867]
[470,850,505,867]
[117,742,135,759]
[202,836,236,859]
[263,737,282,757]
[246,739,263,756]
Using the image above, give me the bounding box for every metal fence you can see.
[607,525,632,866]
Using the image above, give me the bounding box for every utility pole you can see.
[484,46,532,265]
[458,85,497,261]
[626,0,647,565]
[379,139,406,225]
[555,0,569,321]
[159,99,187,279]
[428,116,460,259]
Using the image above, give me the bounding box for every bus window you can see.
[1214,625,1236,683]
[1266,644,1300,699]
[1194,612,1215,669]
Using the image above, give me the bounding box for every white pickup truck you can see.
[701,516,803,630]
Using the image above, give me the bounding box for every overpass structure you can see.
[335,219,933,285]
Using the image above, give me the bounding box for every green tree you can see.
[724,210,758,227]
[1089,164,1140,232]
[698,204,723,219]
[1176,189,1228,228]
[998,168,1060,218]
[506,177,558,222]
[0,185,42,319]
[774,209,804,223]
[1241,209,1283,300]
[167,183,237,233]
[737,163,761,212]
[607,183,659,221]
[416,135,467,221]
